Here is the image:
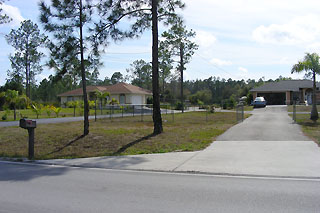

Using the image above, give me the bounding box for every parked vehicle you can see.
[253,97,266,108]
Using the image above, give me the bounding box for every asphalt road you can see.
[1,161,320,213]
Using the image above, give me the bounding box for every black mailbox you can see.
[19,119,36,160]
[20,119,36,129]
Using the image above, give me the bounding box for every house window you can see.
[67,96,73,102]
[119,94,126,104]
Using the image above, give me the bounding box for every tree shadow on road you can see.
[0,162,70,182]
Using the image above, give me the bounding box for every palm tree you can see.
[292,53,320,122]
[95,90,110,115]
[4,90,27,120]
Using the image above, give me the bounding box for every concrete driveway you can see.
[176,105,320,177]
[38,106,320,178]
[217,105,309,141]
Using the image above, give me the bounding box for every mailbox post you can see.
[19,119,36,160]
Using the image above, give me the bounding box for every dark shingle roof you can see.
[250,80,320,92]
[57,82,152,97]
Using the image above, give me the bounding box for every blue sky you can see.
[1,0,320,86]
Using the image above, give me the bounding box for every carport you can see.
[250,80,320,105]
[257,92,286,105]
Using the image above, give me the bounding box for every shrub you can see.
[88,100,95,109]
[197,100,205,109]
[109,98,119,105]
[51,106,62,117]
[45,105,52,117]
[2,114,7,121]
[174,102,186,110]
[222,100,228,109]
[31,104,43,119]
[147,97,153,104]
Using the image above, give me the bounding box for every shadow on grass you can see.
[44,134,85,157]
[113,133,155,155]
[298,121,320,127]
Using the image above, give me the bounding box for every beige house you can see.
[57,82,152,106]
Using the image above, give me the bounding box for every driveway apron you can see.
[175,106,320,177]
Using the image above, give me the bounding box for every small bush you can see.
[51,106,62,117]
[197,100,206,109]
[222,100,228,109]
[147,97,153,104]
[2,114,7,121]
[174,102,183,110]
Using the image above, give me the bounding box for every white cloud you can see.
[238,67,248,73]
[233,67,249,80]
[1,3,24,26]
[210,58,232,66]
[306,42,320,53]
[252,14,320,45]
[194,30,217,49]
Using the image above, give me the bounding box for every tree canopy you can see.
[126,59,152,90]
[0,0,11,24]
[5,20,47,99]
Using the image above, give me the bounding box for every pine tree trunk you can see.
[151,0,163,135]
[27,60,31,99]
[79,0,89,135]
[25,48,29,99]
[311,71,318,122]
[180,43,184,113]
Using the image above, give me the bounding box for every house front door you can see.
[119,94,125,104]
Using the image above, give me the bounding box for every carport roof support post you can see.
[286,91,291,105]
[252,92,257,100]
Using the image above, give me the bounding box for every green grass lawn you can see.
[243,106,254,111]
[291,114,320,145]
[0,112,249,160]
[287,105,320,112]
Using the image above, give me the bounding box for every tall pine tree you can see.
[6,20,47,99]
[159,40,174,95]
[161,20,198,112]
[39,0,98,136]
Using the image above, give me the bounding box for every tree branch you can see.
[96,8,151,36]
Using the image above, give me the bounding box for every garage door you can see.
[257,93,286,105]
[131,95,143,105]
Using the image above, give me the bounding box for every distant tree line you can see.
[0,73,292,110]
